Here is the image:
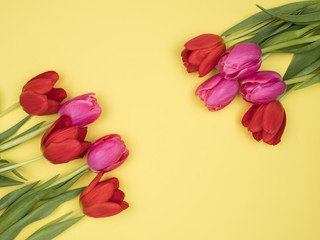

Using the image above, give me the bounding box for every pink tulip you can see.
[87,134,129,173]
[195,73,239,111]
[58,93,101,127]
[240,71,287,104]
[217,43,262,80]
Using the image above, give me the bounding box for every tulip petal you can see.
[109,189,125,203]
[248,105,266,132]
[79,141,92,158]
[199,44,225,77]
[262,101,284,134]
[31,71,59,82]
[242,105,258,127]
[44,126,79,145]
[80,172,104,197]
[185,34,223,50]
[188,48,212,66]
[42,99,60,115]
[46,88,67,103]
[41,115,71,146]
[20,91,48,115]
[252,131,263,141]
[22,78,55,94]
[83,202,125,218]
[43,139,82,164]
[80,182,115,207]
[78,127,88,142]
[264,113,286,145]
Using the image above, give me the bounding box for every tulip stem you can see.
[278,82,306,102]
[61,209,83,221]
[0,102,20,118]
[223,20,273,43]
[284,74,317,85]
[0,122,53,152]
[50,164,89,187]
[261,35,320,53]
[261,53,272,61]
[0,155,44,175]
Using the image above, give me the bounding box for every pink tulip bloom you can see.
[195,73,239,111]
[58,93,101,127]
[240,71,286,104]
[87,134,129,173]
[217,43,262,80]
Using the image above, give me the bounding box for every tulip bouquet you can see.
[181,0,320,145]
[0,71,130,239]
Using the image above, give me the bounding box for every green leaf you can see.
[222,1,318,36]
[283,45,320,79]
[43,170,87,200]
[26,215,84,240]
[3,121,45,144]
[273,39,320,53]
[11,169,27,181]
[0,176,23,187]
[0,188,84,240]
[297,73,320,89]
[294,58,320,77]
[257,4,320,24]
[0,159,28,181]
[0,115,31,143]
[0,181,39,211]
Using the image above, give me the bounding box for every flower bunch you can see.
[181,0,320,145]
[0,70,130,239]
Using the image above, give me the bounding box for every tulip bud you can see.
[181,34,226,77]
[240,71,287,104]
[87,134,129,173]
[80,172,129,218]
[242,101,286,145]
[195,73,239,111]
[58,93,101,127]
[20,71,67,115]
[217,43,262,80]
[41,115,91,164]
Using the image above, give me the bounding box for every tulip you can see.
[87,134,129,173]
[58,93,101,127]
[242,101,286,145]
[41,115,91,164]
[80,172,129,218]
[181,34,225,77]
[240,71,286,104]
[20,71,67,115]
[195,73,239,111]
[217,43,262,80]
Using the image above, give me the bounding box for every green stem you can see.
[284,73,317,85]
[261,35,320,53]
[278,82,306,102]
[261,53,272,61]
[0,122,53,152]
[50,164,89,187]
[224,20,273,43]
[0,155,44,174]
[61,209,83,221]
[0,102,20,118]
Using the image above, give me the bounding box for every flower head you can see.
[41,115,91,164]
[217,43,262,80]
[240,71,286,104]
[195,73,239,111]
[58,93,101,127]
[20,71,67,115]
[87,134,129,173]
[242,101,286,145]
[181,34,225,77]
[80,172,129,218]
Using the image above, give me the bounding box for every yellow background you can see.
[0,0,320,239]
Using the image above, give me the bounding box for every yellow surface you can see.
[0,0,320,239]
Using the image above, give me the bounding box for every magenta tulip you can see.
[240,71,287,104]
[195,73,239,111]
[217,43,262,80]
[87,134,129,173]
[58,93,101,127]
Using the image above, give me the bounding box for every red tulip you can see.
[242,101,286,145]
[41,115,91,164]
[20,71,67,115]
[80,172,129,218]
[181,34,225,77]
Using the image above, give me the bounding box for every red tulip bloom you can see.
[80,172,129,218]
[181,34,225,77]
[41,115,91,164]
[242,101,286,145]
[20,71,67,115]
